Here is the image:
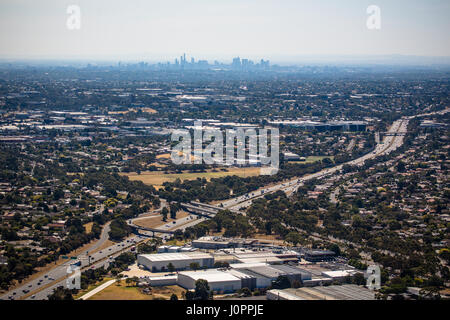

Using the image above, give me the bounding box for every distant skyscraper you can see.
[242,58,249,69]
[232,57,241,69]
[259,59,270,69]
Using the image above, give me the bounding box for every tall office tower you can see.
[232,57,241,69]
[260,59,270,69]
[191,57,195,64]
[242,58,249,69]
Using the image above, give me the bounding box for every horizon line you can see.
[1,53,450,67]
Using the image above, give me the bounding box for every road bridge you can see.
[127,220,175,236]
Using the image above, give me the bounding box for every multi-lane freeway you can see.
[0,224,143,300]
[24,235,143,300]
[167,118,410,218]
[220,118,409,211]
[206,109,447,213]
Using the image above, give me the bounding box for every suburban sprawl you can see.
[0,61,449,301]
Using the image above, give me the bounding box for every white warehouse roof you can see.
[179,270,241,283]
[229,262,269,269]
[321,270,357,278]
[139,252,212,262]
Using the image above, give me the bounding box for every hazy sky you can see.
[0,0,449,62]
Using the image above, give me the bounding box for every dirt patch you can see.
[84,222,93,233]
[251,234,285,244]
[133,210,189,229]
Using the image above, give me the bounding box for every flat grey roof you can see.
[283,284,375,300]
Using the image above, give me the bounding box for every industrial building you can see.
[231,249,300,264]
[157,245,196,253]
[175,263,312,292]
[192,236,258,249]
[228,263,311,290]
[137,252,214,272]
[192,236,255,249]
[304,249,336,262]
[146,275,178,287]
[321,270,359,282]
[267,284,376,300]
[178,270,242,293]
[138,246,361,294]
[142,259,361,293]
[269,120,368,132]
[282,152,302,161]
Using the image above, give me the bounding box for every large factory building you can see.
[178,270,242,293]
[137,252,214,272]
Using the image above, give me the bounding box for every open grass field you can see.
[123,167,262,188]
[84,222,93,233]
[150,285,185,300]
[87,280,185,300]
[73,277,114,299]
[123,156,329,188]
[288,155,334,163]
[88,280,152,300]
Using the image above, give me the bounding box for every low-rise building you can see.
[178,270,242,293]
[267,284,375,300]
[304,249,336,262]
[137,252,214,272]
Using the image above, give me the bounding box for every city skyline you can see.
[0,0,449,62]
